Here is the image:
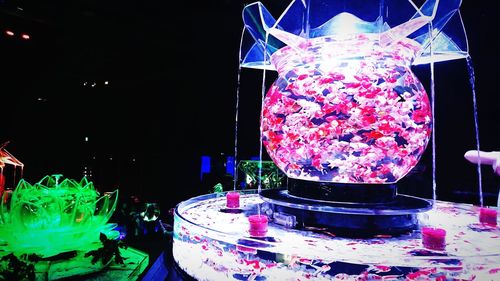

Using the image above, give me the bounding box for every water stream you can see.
[256,33,271,216]
[233,27,246,191]
[466,56,484,207]
[429,22,437,202]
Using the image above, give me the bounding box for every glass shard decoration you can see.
[238,160,285,189]
[0,142,24,197]
[0,143,24,170]
[0,175,119,257]
[241,0,468,183]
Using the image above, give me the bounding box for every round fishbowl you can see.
[262,34,432,186]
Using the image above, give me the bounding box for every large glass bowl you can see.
[263,35,431,184]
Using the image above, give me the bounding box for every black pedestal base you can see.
[288,178,397,203]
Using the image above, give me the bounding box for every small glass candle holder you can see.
[248,214,268,237]
[479,207,498,226]
[226,191,240,209]
[421,227,446,251]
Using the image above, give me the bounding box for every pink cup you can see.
[479,207,498,226]
[248,215,268,237]
[226,191,240,208]
[421,227,446,251]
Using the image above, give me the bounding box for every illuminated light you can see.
[85,136,89,142]
[20,33,30,40]
[91,82,96,87]
[5,30,14,36]
[104,81,109,85]
[83,82,87,86]
[0,175,119,257]
[322,12,368,36]
[225,156,235,176]
[200,155,211,180]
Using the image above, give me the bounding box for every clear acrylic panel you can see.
[241,0,468,69]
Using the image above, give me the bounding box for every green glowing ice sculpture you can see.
[0,175,119,257]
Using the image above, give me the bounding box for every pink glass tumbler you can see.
[226,191,240,209]
[248,215,268,237]
[479,207,498,226]
[421,227,446,251]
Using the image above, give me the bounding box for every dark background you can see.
[1,0,499,212]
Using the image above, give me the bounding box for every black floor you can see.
[132,232,195,281]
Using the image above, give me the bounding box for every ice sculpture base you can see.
[260,188,432,237]
[32,246,148,280]
[173,191,500,281]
